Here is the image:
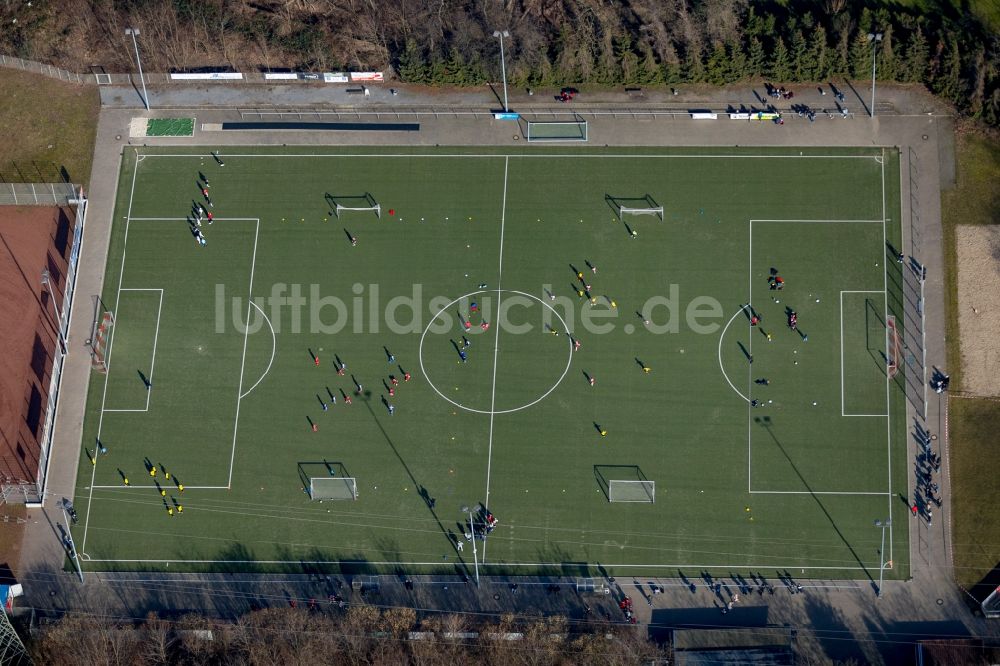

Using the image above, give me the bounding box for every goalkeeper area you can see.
[72,146,908,580]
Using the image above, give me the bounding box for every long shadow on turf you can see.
[754,416,876,592]
[361,397,472,578]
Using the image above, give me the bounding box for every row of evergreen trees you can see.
[395,6,998,126]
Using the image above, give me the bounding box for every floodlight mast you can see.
[867,32,883,118]
[493,30,511,113]
[126,28,150,111]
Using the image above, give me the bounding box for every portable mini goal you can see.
[308,476,358,501]
[330,192,381,218]
[607,480,655,503]
[607,194,664,221]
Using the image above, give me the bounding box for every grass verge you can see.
[941,125,1000,589]
[0,68,99,187]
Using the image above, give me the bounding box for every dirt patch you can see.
[955,224,1000,396]
[0,206,75,490]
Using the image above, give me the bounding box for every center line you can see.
[482,156,509,561]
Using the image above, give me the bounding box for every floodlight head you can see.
[126,28,139,36]
[867,32,883,41]
[493,30,509,38]
[41,268,50,285]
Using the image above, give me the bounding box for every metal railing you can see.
[0,54,85,84]
[0,183,79,206]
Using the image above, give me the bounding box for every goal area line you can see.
[75,557,876,573]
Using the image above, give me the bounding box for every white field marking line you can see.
[750,490,893,496]
[139,152,886,160]
[750,219,884,224]
[839,291,889,417]
[717,311,751,403]
[840,290,845,415]
[239,300,276,399]
[482,156,508,564]
[228,218,261,489]
[129,217,260,221]
[747,218,754,494]
[145,288,165,410]
[89,485,228,490]
[418,290,573,415]
[76,557,874,571]
[83,148,140,555]
[881,150,894,565]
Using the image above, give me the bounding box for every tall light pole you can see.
[41,269,67,355]
[125,28,149,111]
[493,30,510,113]
[461,505,480,586]
[874,518,891,597]
[867,32,883,118]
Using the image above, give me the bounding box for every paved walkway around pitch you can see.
[13,80,998,664]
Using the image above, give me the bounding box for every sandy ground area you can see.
[955,224,1000,396]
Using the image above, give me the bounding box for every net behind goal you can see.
[608,480,655,503]
[309,477,358,500]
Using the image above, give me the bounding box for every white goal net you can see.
[335,203,380,218]
[309,477,358,500]
[619,205,664,220]
[608,480,655,503]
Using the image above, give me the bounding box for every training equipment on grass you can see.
[90,310,115,373]
[523,118,589,142]
[328,192,381,219]
[608,479,656,503]
[309,476,358,501]
[607,194,664,221]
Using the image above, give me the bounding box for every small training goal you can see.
[308,476,358,501]
[607,194,664,221]
[608,480,655,503]
[328,192,381,218]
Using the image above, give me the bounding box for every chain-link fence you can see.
[0,183,79,206]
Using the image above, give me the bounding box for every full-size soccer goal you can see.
[309,477,358,501]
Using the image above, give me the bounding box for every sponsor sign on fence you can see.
[324,72,350,83]
[350,72,384,82]
[170,72,244,80]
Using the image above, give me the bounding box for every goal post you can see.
[329,192,381,218]
[308,476,358,501]
[90,310,115,373]
[886,315,901,378]
[607,194,664,221]
[608,480,655,503]
[619,205,664,221]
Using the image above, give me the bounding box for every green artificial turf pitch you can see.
[145,118,195,137]
[74,146,909,579]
